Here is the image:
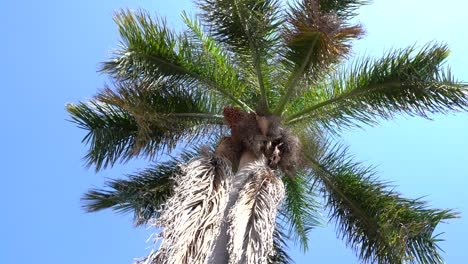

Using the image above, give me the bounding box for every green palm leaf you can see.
[81,148,199,225]
[279,171,323,251]
[304,143,458,263]
[274,0,366,114]
[269,223,295,264]
[286,43,468,130]
[319,0,370,17]
[197,0,280,54]
[197,0,282,113]
[101,8,252,111]
[67,80,223,171]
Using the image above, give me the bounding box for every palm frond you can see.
[197,0,282,113]
[101,8,252,111]
[286,43,468,130]
[268,223,295,264]
[274,0,365,114]
[67,101,140,171]
[318,0,370,18]
[228,160,285,264]
[279,171,323,251]
[197,0,280,53]
[67,80,223,171]
[81,148,199,226]
[148,154,232,264]
[182,11,272,112]
[303,143,458,264]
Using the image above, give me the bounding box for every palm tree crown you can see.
[68,0,467,263]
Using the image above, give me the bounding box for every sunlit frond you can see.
[286,43,468,131]
[197,0,280,54]
[101,8,252,111]
[279,172,323,251]
[197,0,283,113]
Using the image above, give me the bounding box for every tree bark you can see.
[210,150,258,263]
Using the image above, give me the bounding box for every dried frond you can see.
[276,128,301,176]
[146,154,232,264]
[274,0,366,114]
[283,0,365,70]
[215,136,243,167]
[228,160,285,264]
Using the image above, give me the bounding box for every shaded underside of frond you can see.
[147,154,232,264]
[81,148,199,225]
[197,0,285,114]
[67,80,224,171]
[197,0,280,54]
[286,43,468,131]
[268,224,295,264]
[304,144,458,264]
[279,172,323,251]
[318,0,370,17]
[228,160,285,264]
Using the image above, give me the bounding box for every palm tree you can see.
[68,0,467,263]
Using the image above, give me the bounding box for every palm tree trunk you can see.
[149,154,231,264]
[210,150,258,263]
[210,150,285,264]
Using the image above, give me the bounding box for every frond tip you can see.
[80,149,199,225]
[286,43,468,130]
[306,144,459,264]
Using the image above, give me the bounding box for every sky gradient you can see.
[1,1,467,263]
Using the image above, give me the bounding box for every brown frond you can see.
[222,107,302,176]
[276,128,301,176]
[223,106,248,128]
[284,0,365,70]
[215,136,243,167]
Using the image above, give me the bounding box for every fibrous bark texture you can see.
[142,108,297,264]
[228,160,285,264]
[222,107,301,177]
[143,154,232,264]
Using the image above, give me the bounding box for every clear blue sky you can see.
[1,0,467,263]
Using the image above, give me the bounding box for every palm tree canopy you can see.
[69,0,467,263]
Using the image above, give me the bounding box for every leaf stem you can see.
[285,81,401,124]
[274,36,320,115]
